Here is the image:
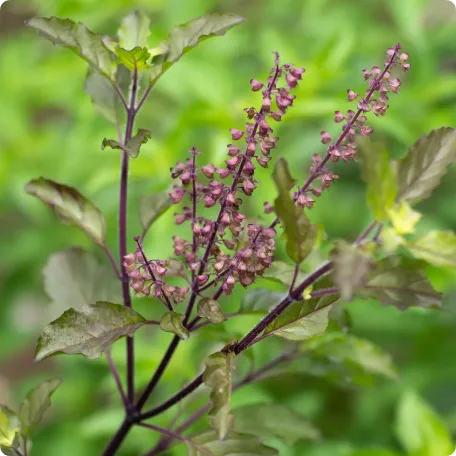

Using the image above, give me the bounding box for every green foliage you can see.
[35,302,146,361]
[264,299,333,341]
[159,311,189,340]
[102,128,152,158]
[42,249,120,315]
[261,261,307,287]
[197,298,226,324]
[387,200,422,235]
[26,17,117,81]
[115,46,151,71]
[362,256,442,311]
[117,10,151,50]
[395,127,456,204]
[301,332,398,381]
[19,379,61,438]
[232,403,320,445]
[148,13,244,86]
[395,391,453,456]
[330,240,374,301]
[407,230,456,269]
[25,178,106,247]
[203,351,235,440]
[240,288,285,312]
[358,139,397,221]
[138,191,173,238]
[0,406,19,448]
[273,158,317,264]
[185,430,278,456]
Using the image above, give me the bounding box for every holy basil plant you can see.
[12,7,456,456]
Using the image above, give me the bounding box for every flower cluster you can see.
[123,245,189,304]
[164,53,304,296]
[293,44,409,209]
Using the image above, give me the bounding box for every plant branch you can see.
[138,422,213,456]
[106,349,129,410]
[102,244,122,279]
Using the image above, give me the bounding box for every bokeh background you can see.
[1,0,456,454]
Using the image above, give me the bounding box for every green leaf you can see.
[115,46,151,71]
[261,261,307,287]
[348,450,402,456]
[159,312,189,341]
[197,298,226,324]
[361,256,442,311]
[302,332,398,380]
[26,17,117,81]
[139,191,173,235]
[35,302,146,361]
[203,351,235,440]
[84,62,129,123]
[358,139,397,221]
[19,378,61,437]
[395,391,453,456]
[273,158,318,263]
[232,403,320,445]
[240,289,284,312]
[102,128,151,158]
[25,178,106,246]
[395,127,456,204]
[330,240,374,301]
[185,430,278,456]
[387,200,422,235]
[0,406,19,448]
[148,13,244,86]
[264,297,334,341]
[407,230,456,269]
[118,10,150,50]
[43,248,120,317]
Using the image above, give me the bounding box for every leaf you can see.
[35,302,146,361]
[25,178,106,246]
[197,298,226,324]
[115,46,151,71]
[348,450,402,456]
[358,139,398,221]
[203,351,235,440]
[232,404,320,445]
[240,289,285,312]
[118,10,150,50]
[159,312,189,341]
[139,191,173,234]
[361,257,442,311]
[0,406,19,448]
[84,64,129,123]
[387,200,422,235]
[301,332,398,380]
[273,158,318,263]
[26,17,117,81]
[407,230,456,269]
[185,430,278,456]
[102,128,151,158]
[395,391,453,456]
[43,248,120,318]
[261,261,307,287]
[148,14,244,86]
[264,296,334,341]
[19,378,61,437]
[330,240,374,301]
[395,127,456,204]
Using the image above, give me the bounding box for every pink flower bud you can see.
[334,111,344,123]
[347,89,358,101]
[201,163,215,178]
[230,129,244,140]
[250,79,264,91]
[320,131,332,144]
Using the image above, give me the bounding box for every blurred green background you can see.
[1,0,456,454]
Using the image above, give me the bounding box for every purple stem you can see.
[106,349,129,410]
